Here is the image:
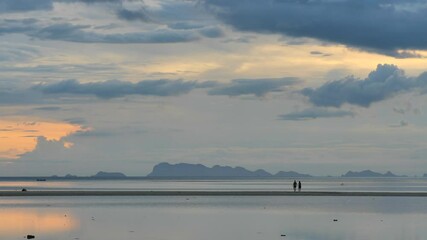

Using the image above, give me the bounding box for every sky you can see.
[2,0,427,176]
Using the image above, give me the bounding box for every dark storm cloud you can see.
[208,77,298,97]
[279,108,354,121]
[33,79,211,98]
[301,64,427,108]
[0,0,53,13]
[201,0,427,57]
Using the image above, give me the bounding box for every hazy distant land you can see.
[146,163,408,178]
[341,170,407,178]
[147,162,312,178]
[0,162,418,179]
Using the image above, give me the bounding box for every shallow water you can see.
[2,179,427,240]
[1,195,427,240]
[1,178,427,192]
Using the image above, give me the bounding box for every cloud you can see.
[0,19,38,35]
[310,51,332,57]
[33,106,62,111]
[74,129,115,138]
[0,88,46,105]
[33,79,211,98]
[389,120,409,128]
[279,108,354,121]
[64,117,86,125]
[168,22,206,30]
[197,27,224,38]
[222,35,256,43]
[208,77,298,97]
[0,44,40,62]
[0,78,217,105]
[393,107,406,114]
[0,18,201,44]
[0,118,85,160]
[0,0,53,13]
[0,20,222,44]
[116,8,152,22]
[60,0,122,3]
[202,0,427,57]
[301,64,427,107]
[32,23,200,43]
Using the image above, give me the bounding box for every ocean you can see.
[1,178,427,240]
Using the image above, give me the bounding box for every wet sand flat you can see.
[1,190,427,197]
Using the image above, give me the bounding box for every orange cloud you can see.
[0,117,86,159]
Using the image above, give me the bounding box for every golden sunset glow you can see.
[0,117,86,159]
[0,210,78,235]
[230,44,427,82]
[130,60,221,79]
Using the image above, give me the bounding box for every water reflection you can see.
[2,196,426,240]
[0,181,74,191]
[0,210,78,237]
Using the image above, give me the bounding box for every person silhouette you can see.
[298,181,302,192]
[293,180,297,192]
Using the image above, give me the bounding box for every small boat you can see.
[36,178,46,182]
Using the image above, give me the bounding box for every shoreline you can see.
[1,190,427,197]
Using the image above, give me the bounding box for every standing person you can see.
[298,181,302,192]
[293,180,297,192]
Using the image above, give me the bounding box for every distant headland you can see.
[341,170,407,178]
[146,162,311,178]
[0,162,419,179]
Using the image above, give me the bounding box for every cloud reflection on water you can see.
[0,210,78,236]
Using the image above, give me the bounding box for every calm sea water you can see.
[1,179,427,240]
[1,177,427,192]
